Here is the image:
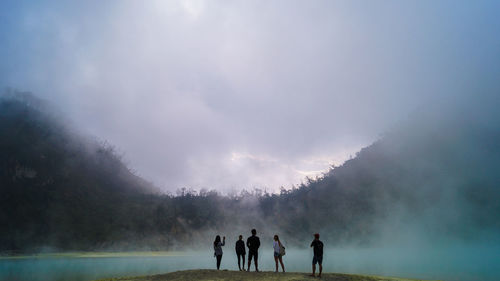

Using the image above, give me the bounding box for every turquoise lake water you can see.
[1,246,499,281]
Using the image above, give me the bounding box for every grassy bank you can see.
[95,269,432,281]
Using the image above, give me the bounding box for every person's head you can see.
[314,233,320,240]
[239,235,243,240]
[214,235,221,244]
[274,235,279,241]
[251,229,257,236]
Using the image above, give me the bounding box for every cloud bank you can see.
[1,0,499,191]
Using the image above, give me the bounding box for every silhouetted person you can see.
[273,234,285,273]
[246,228,260,272]
[310,233,323,278]
[213,235,225,270]
[235,235,246,271]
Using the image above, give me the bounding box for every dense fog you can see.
[1,1,500,281]
[1,0,499,191]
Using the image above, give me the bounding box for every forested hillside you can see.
[0,92,221,251]
[1,92,499,253]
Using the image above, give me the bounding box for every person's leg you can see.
[254,252,259,272]
[216,255,222,270]
[318,256,323,277]
[237,254,241,270]
[279,256,285,272]
[242,254,246,271]
[247,252,252,271]
[311,256,316,277]
[274,255,279,272]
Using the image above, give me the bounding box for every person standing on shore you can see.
[213,235,225,270]
[310,233,323,278]
[273,235,285,273]
[235,235,246,271]
[246,229,261,272]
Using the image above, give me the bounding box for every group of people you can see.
[213,229,324,277]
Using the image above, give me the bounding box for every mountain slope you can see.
[270,106,500,244]
[1,91,499,252]
[0,92,164,251]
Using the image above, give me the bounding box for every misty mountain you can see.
[0,92,210,251]
[0,92,157,250]
[1,91,499,253]
[275,107,500,244]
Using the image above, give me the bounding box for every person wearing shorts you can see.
[310,233,323,277]
[273,234,285,272]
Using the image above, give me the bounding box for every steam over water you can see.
[2,245,499,281]
[1,2,499,281]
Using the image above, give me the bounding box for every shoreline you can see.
[0,251,187,260]
[94,269,432,281]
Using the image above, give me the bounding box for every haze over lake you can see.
[1,1,499,281]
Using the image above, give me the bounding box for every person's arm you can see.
[310,240,314,247]
[256,237,260,249]
[221,237,225,246]
[246,238,250,248]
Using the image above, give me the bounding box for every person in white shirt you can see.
[273,235,285,273]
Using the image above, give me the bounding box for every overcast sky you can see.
[1,0,499,192]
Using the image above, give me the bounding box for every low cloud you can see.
[1,0,499,191]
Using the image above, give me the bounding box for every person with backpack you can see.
[246,229,261,272]
[213,235,225,270]
[235,235,246,271]
[273,234,285,273]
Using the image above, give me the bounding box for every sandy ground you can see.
[95,269,432,281]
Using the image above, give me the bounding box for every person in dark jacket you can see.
[213,235,225,270]
[235,235,246,271]
[310,233,324,277]
[246,228,261,272]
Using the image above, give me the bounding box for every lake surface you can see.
[1,245,499,281]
